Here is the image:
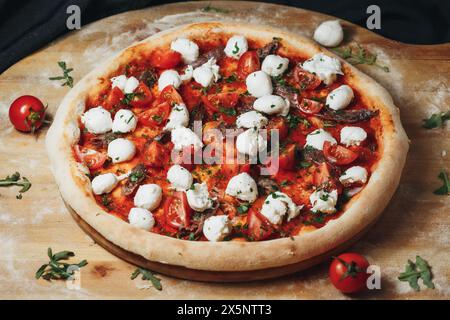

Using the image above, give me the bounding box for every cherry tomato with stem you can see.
[9,95,48,133]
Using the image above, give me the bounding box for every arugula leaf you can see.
[434,170,450,195]
[35,248,87,281]
[131,268,162,291]
[423,111,450,129]
[398,255,435,291]
[0,172,32,199]
[49,61,74,88]
[332,44,389,72]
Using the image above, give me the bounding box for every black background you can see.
[0,0,449,73]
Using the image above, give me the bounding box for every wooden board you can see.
[0,1,449,299]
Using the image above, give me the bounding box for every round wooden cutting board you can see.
[1,1,449,299]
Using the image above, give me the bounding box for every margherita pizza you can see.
[46,22,408,275]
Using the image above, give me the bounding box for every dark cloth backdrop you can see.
[0,0,449,73]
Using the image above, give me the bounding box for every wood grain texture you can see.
[0,1,449,299]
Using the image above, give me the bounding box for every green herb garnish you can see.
[219,106,237,116]
[120,92,141,105]
[35,248,87,281]
[131,268,162,291]
[398,255,434,291]
[332,44,389,72]
[0,172,31,199]
[237,204,249,214]
[49,61,74,88]
[434,170,450,195]
[201,4,230,13]
[423,111,450,129]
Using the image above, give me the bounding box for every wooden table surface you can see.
[0,1,449,299]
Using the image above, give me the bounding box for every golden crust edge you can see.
[45,22,409,272]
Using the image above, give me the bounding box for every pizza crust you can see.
[46,22,409,272]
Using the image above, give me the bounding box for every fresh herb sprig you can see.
[201,4,231,13]
[434,170,450,195]
[0,172,31,199]
[423,111,450,129]
[398,255,434,291]
[332,44,389,72]
[49,61,74,88]
[35,248,88,281]
[131,268,162,291]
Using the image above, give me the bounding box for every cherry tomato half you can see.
[323,141,358,165]
[294,66,321,91]
[201,92,239,125]
[164,191,192,229]
[9,95,47,133]
[130,82,153,108]
[247,208,273,241]
[298,98,324,115]
[159,85,184,106]
[150,50,182,69]
[237,51,260,79]
[142,140,171,168]
[74,145,107,170]
[138,102,171,127]
[329,253,370,294]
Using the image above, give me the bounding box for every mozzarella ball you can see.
[193,58,220,87]
[236,111,268,129]
[339,166,368,185]
[124,76,140,94]
[309,189,338,214]
[253,94,290,116]
[164,103,189,131]
[81,106,113,134]
[186,183,214,212]
[158,70,181,91]
[128,208,155,230]
[246,71,273,98]
[261,54,289,77]
[170,38,199,64]
[225,172,258,203]
[107,138,136,163]
[340,126,367,146]
[302,53,343,85]
[305,129,337,150]
[111,75,127,91]
[203,215,231,242]
[180,65,194,82]
[236,128,267,157]
[167,164,193,191]
[326,85,354,110]
[112,109,137,133]
[91,173,118,195]
[260,192,302,225]
[134,184,163,210]
[224,35,248,59]
[171,127,203,151]
[313,20,344,47]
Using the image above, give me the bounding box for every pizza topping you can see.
[340,126,367,146]
[302,53,343,85]
[310,189,338,214]
[313,20,344,47]
[236,111,268,129]
[319,108,379,123]
[192,58,221,87]
[191,46,225,69]
[260,192,303,225]
[122,164,147,196]
[257,38,280,60]
[170,38,200,64]
[112,109,137,133]
[163,103,190,131]
[246,71,273,98]
[180,65,194,82]
[257,177,279,195]
[305,129,337,151]
[91,173,118,195]
[158,70,182,91]
[128,207,155,230]
[323,141,358,165]
[236,127,267,157]
[107,138,136,163]
[167,164,193,191]
[203,215,231,242]
[111,75,140,94]
[138,69,158,88]
[339,166,368,186]
[224,35,248,59]
[326,85,354,111]
[81,106,112,134]
[225,172,258,203]
[171,127,203,151]
[186,182,214,212]
[253,94,290,116]
[261,54,289,77]
[134,184,163,210]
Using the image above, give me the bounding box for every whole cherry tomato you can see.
[329,253,370,293]
[9,95,47,133]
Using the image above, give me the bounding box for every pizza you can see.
[46,22,408,273]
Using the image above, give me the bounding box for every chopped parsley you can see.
[219,106,237,116]
[237,204,249,214]
[232,42,240,55]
